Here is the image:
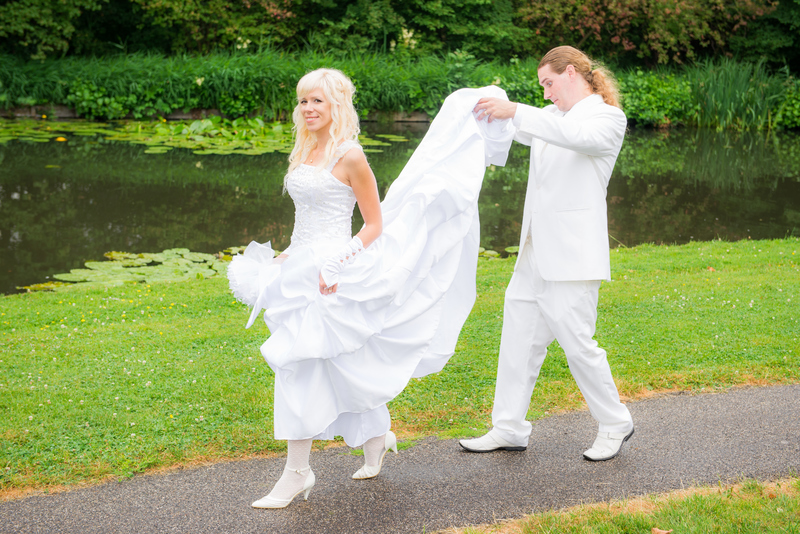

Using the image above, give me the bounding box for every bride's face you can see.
[300,89,332,133]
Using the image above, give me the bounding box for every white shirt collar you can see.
[565,93,603,116]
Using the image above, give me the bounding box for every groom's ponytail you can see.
[539,46,621,109]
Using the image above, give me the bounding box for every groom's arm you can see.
[513,102,626,157]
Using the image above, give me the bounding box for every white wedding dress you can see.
[227,86,514,447]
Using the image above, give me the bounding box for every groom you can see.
[460,46,634,461]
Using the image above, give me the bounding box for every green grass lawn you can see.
[458,477,800,534]
[1,238,798,493]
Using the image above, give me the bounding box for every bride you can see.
[227,68,514,508]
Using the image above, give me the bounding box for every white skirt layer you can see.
[227,86,515,447]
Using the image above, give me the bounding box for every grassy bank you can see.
[2,51,799,130]
[453,478,800,534]
[1,238,798,494]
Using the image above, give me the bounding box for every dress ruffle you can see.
[227,241,284,328]
[228,86,515,446]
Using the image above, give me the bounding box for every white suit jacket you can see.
[513,94,627,281]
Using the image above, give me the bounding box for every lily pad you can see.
[358,136,391,147]
[162,258,192,268]
[117,258,152,267]
[53,269,104,282]
[104,251,139,261]
[85,261,123,270]
[188,267,216,279]
[137,252,167,262]
[163,248,191,256]
[54,268,145,283]
[181,252,217,263]
[374,134,409,142]
[18,281,72,292]
[211,262,228,273]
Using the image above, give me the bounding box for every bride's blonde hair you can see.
[286,68,360,180]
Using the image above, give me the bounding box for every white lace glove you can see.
[320,236,364,288]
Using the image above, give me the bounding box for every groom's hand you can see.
[474,97,517,123]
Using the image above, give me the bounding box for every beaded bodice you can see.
[285,141,360,248]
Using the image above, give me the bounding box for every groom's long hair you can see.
[540,46,621,109]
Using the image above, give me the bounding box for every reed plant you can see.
[686,58,789,131]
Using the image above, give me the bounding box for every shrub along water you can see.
[1,51,799,130]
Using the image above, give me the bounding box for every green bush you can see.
[65,80,135,120]
[776,77,800,130]
[1,51,798,129]
[617,69,695,127]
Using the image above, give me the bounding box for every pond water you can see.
[1,123,799,294]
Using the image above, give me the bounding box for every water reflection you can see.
[608,129,800,247]
[1,125,798,294]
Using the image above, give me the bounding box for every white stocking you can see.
[363,434,386,467]
[265,439,312,500]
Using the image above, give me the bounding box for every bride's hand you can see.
[319,273,337,295]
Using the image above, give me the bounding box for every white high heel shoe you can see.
[352,431,398,480]
[251,466,315,509]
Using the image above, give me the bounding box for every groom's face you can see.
[538,64,574,112]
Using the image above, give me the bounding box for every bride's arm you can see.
[336,149,383,246]
[319,149,382,294]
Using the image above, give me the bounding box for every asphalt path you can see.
[1,384,798,534]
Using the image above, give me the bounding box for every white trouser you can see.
[491,241,633,446]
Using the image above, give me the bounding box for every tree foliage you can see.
[515,0,777,65]
[0,0,108,60]
[127,0,295,53]
[392,0,524,57]
[0,0,796,71]
[727,0,800,71]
